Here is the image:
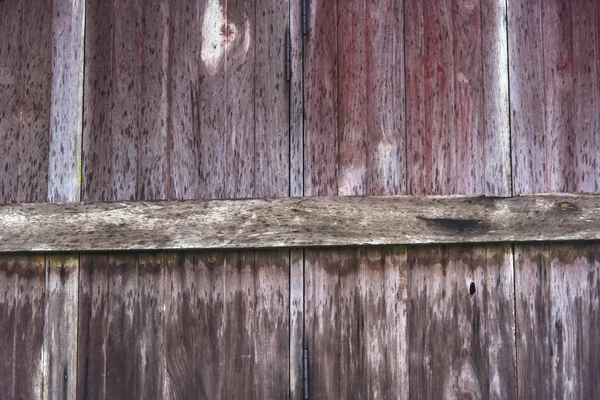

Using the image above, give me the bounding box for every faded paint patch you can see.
[201,0,239,76]
[338,164,366,196]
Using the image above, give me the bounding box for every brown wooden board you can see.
[515,243,600,398]
[510,1,600,398]
[0,255,45,399]
[408,244,516,398]
[6,193,600,252]
[403,1,516,399]
[158,0,291,398]
[0,1,61,399]
[303,1,407,397]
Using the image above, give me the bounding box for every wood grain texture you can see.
[3,194,600,251]
[509,0,599,194]
[510,2,600,399]
[164,252,225,399]
[161,1,292,397]
[48,0,84,203]
[255,0,288,198]
[404,2,516,398]
[0,255,45,399]
[289,249,303,400]
[290,0,304,199]
[305,247,408,399]
[408,244,516,399]
[481,0,511,197]
[303,4,409,386]
[44,255,79,400]
[365,0,405,195]
[44,1,85,398]
[0,0,52,204]
[304,0,337,196]
[0,4,54,398]
[515,243,600,399]
[289,0,304,397]
[76,254,108,400]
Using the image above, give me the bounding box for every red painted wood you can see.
[304,0,338,196]
[404,1,516,398]
[511,1,600,398]
[304,1,407,398]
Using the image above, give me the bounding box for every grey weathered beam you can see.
[0,194,599,252]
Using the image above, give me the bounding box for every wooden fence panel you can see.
[509,1,600,398]
[81,0,290,398]
[81,1,168,397]
[0,1,74,399]
[303,0,407,398]
[404,0,516,398]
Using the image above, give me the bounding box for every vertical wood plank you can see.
[82,0,113,202]
[542,0,574,192]
[304,0,337,196]
[195,0,227,200]
[365,0,405,195]
[0,256,16,397]
[515,244,600,399]
[0,2,54,398]
[76,254,108,400]
[453,0,484,195]
[222,250,255,398]
[225,0,255,199]
[571,0,598,193]
[304,0,408,398]
[404,1,516,398]
[507,0,546,193]
[14,255,46,400]
[252,249,289,399]
[167,0,203,200]
[405,0,455,194]
[0,0,22,204]
[337,0,366,196]
[481,0,511,196]
[289,249,304,400]
[139,1,170,200]
[44,256,79,400]
[290,0,304,199]
[254,0,288,198]
[305,249,339,399]
[46,0,85,399]
[0,255,46,400]
[511,2,600,399]
[337,247,366,399]
[104,254,138,399]
[289,0,304,397]
[408,245,516,399]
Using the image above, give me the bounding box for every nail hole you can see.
[469,282,476,296]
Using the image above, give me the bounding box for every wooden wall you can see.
[0,0,599,399]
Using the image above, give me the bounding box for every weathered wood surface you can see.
[1,193,600,252]
[510,1,600,398]
[0,1,79,399]
[80,0,291,398]
[45,1,85,398]
[303,1,407,397]
[403,2,516,399]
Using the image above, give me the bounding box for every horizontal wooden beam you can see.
[0,194,599,252]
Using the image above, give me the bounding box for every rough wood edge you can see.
[1,193,600,252]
